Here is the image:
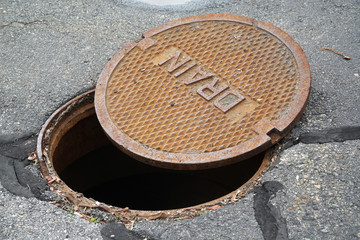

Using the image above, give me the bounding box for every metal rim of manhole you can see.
[36,89,276,222]
[95,14,311,170]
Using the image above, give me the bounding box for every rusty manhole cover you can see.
[95,14,311,169]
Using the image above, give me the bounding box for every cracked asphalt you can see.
[1,0,359,239]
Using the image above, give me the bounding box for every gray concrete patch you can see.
[262,140,360,240]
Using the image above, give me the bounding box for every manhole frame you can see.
[37,89,276,222]
[95,14,311,170]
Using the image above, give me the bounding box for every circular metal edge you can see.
[36,88,276,221]
[95,14,311,170]
[37,90,96,164]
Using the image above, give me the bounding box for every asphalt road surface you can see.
[1,0,359,239]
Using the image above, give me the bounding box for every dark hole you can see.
[54,114,264,211]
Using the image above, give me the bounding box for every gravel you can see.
[0,0,359,239]
[262,140,360,240]
[134,193,263,240]
[133,140,360,240]
[0,182,103,240]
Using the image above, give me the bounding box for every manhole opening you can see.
[54,114,264,211]
[95,15,310,170]
[38,90,272,214]
[37,13,311,220]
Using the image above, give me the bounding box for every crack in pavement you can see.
[285,126,360,149]
[0,126,358,239]
[299,126,360,144]
[0,20,47,29]
[0,134,149,239]
[253,181,288,240]
[0,153,19,160]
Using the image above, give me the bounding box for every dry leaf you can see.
[47,176,61,184]
[207,205,221,210]
[159,213,168,219]
[76,193,84,198]
[138,212,169,220]
[74,212,82,217]
[231,194,238,202]
[96,204,112,212]
[27,152,37,161]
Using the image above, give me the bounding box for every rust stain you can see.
[95,14,311,169]
[36,89,276,223]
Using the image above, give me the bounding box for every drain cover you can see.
[95,14,310,169]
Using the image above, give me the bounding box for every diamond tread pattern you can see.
[105,21,298,154]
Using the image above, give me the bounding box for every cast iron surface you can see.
[95,14,311,169]
[36,89,274,221]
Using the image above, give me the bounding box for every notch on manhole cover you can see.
[95,14,310,170]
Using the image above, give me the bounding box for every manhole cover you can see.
[37,89,274,220]
[95,14,310,169]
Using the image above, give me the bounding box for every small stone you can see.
[314,185,321,189]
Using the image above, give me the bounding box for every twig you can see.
[321,47,351,60]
